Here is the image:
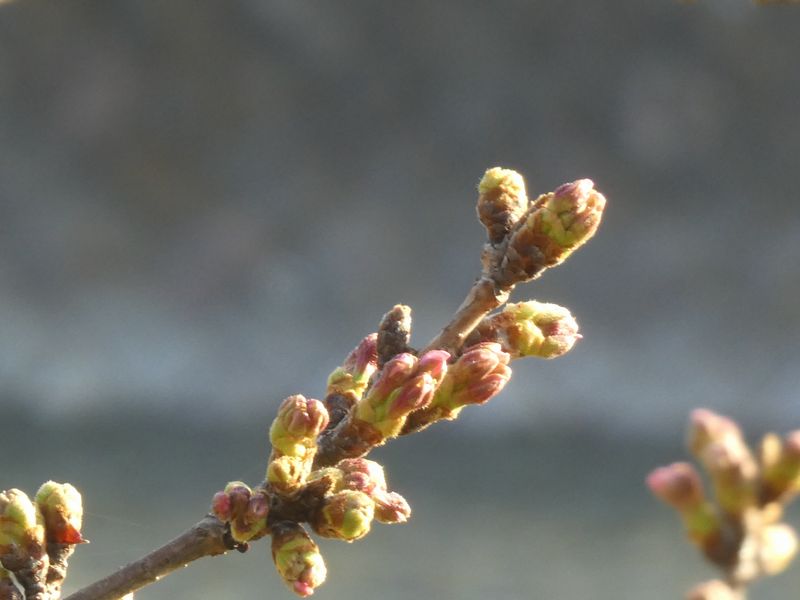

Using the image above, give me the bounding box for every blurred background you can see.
[2,1,800,598]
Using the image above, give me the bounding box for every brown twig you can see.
[62,516,232,600]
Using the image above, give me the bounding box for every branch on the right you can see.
[647,409,800,599]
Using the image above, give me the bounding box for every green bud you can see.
[35,481,85,545]
[310,490,375,542]
[0,489,43,552]
[271,522,327,597]
[477,167,529,244]
[471,301,580,359]
[210,483,268,542]
[267,456,309,496]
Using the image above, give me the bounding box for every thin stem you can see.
[421,276,510,356]
[63,516,231,600]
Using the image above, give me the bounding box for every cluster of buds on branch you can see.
[206,167,606,596]
[647,409,800,599]
[0,483,85,600]
[5,167,604,600]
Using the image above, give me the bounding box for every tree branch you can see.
[63,516,232,600]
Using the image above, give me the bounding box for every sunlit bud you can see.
[267,456,308,496]
[327,334,379,403]
[470,301,580,359]
[377,305,413,367]
[758,523,798,576]
[498,179,605,284]
[0,489,43,551]
[373,491,412,524]
[34,481,85,545]
[271,522,327,597]
[436,343,511,412]
[355,351,449,439]
[761,431,800,502]
[686,580,737,600]
[336,459,387,495]
[310,491,375,542]
[687,409,741,458]
[477,167,529,244]
[230,491,269,543]
[270,395,329,458]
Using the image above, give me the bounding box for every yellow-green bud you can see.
[35,481,85,545]
[310,490,375,542]
[0,489,43,551]
[471,301,580,359]
[477,167,528,244]
[271,522,327,597]
[270,395,330,458]
[326,334,379,404]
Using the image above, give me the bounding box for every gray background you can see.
[1,1,799,598]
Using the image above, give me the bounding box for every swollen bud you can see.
[469,301,580,359]
[270,395,330,457]
[35,482,84,545]
[271,522,327,597]
[354,350,449,440]
[377,305,413,368]
[498,179,606,285]
[310,490,375,542]
[477,167,529,244]
[326,334,379,405]
[646,463,720,549]
[0,489,43,551]
[760,431,800,503]
[210,482,269,543]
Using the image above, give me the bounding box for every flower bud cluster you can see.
[648,409,800,596]
[211,482,270,544]
[1,482,85,600]
[267,395,330,496]
[477,172,605,288]
[207,167,602,597]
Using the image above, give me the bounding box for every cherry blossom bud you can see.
[271,522,327,597]
[477,167,528,244]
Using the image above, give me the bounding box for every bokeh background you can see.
[2,1,800,598]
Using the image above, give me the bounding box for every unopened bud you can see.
[499,179,606,285]
[0,489,43,551]
[355,350,449,439]
[210,482,268,543]
[373,491,412,524]
[310,490,375,542]
[758,523,798,576]
[686,580,737,600]
[761,431,800,502]
[270,395,329,457]
[271,522,327,597]
[477,167,528,244]
[327,334,379,404]
[701,436,758,516]
[470,301,580,359]
[377,305,413,367]
[646,463,705,511]
[336,459,387,495]
[646,463,720,548]
[687,409,740,457]
[34,481,84,545]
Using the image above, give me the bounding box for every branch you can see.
[62,516,232,600]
